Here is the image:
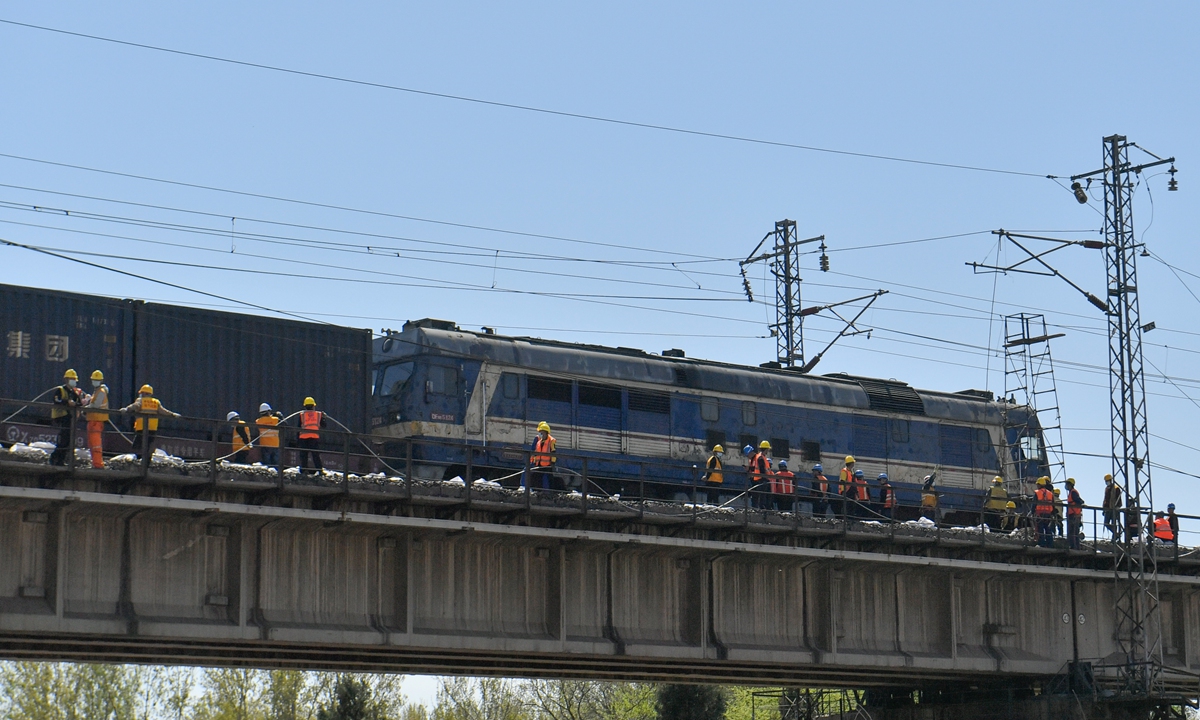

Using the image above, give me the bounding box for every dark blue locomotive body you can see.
[371,319,1049,513]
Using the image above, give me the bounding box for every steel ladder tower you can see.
[1095,134,1162,696]
[1002,313,1067,487]
[772,219,803,367]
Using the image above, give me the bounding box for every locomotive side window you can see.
[705,429,726,451]
[528,376,572,403]
[701,397,720,422]
[426,365,458,395]
[975,428,992,452]
[501,373,519,399]
[891,419,910,444]
[579,383,621,408]
[629,390,670,414]
[378,362,414,397]
[801,441,821,462]
[770,438,790,457]
[742,401,756,426]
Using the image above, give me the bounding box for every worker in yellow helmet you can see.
[747,440,773,509]
[526,421,557,490]
[1000,500,1019,533]
[983,476,1008,530]
[837,455,856,518]
[1102,473,1121,540]
[118,384,180,471]
[297,396,326,474]
[82,370,109,468]
[49,369,84,466]
[703,444,725,505]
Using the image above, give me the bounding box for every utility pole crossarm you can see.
[799,290,887,373]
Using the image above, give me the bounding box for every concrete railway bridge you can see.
[0,457,1198,705]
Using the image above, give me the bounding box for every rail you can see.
[1,395,1196,559]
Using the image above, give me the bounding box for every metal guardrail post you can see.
[405,439,413,503]
[342,429,351,492]
[67,408,77,474]
[140,415,150,479]
[580,457,588,517]
[638,462,645,519]
[209,418,220,485]
[464,443,473,508]
[524,462,532,512]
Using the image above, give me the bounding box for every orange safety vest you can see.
[1034,487,1054,516]
[881,484,895,509]
[812,472,828,495]
[256,414,280,447]
[854,477,869,502]
[839,467,853,495]
[300,410,323,440]
[532,434,556,467]
[704,455,724,484]
[231,420,250,453]
[134,396,161,432]
[1153,517,1174,541]
[748,452,771,484]
[773,470,795,495]
[1067,489,1083,517]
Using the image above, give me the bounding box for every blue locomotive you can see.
[371,319,1049,517]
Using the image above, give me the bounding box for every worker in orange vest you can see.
[118,384,180,471]
[82,370,109,468]
[846,469,869,518]
[527,421,557,490]
[1065,478,1084,550]
[837,456,856,518]
[773,460,795,512]
[747,440,773,508]
[1034,477,1055,547]
[810,464,830,519]
[877,473,896,521]
[255,403,283,466]
[297,396,326,474]
[1152,511,1175,543]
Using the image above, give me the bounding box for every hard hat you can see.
[743,445,753,456]
[759,440,771,450]
[90,370,104,381]
[1036,477,1048,486]
[226,411,239,421]
[537,421,551,433]
[993,476,1003,484]
[63,369,78,380]
[139,384,153,395]
[259,403,272,413]
[1065,478,1075,486]
[1168,503,1175,511]
[778,460,788,469]
[304,396,316,407]
[877,473,888,481]
[853,469,864,478]
[812,463,823,472]
[844,455,856,464]
[1053,488,1061,496]
[712,444,724,453]
[1104,473,1113,482]
[1006,501,1016,509]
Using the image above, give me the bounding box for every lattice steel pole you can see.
[772,220,803,367]
[1093,135,1163,696]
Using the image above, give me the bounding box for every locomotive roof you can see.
[377,322,1032,426]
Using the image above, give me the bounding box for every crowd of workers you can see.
[42,368,330,474]
[685,439,1182,547]
[23,375,1189,547]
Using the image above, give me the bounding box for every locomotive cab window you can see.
[975,428,992,452]
[1019,435,1042,461]
[426,365,458,395]
[378,361,414,397]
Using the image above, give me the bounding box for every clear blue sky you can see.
[2,1,1198,552]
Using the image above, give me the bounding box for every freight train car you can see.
[372,319,1051,515]
[0,284,373,451]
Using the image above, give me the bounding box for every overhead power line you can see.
[0,18,1053,180]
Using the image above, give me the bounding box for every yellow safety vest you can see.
[256,414,280,448]
[705,455,724,484]
[231,420,250,453]
[134,396,161,432]
[86,385,109,422]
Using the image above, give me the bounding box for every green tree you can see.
[431,678,529,720]
[521,680,655,720]
[266,670,307,720]
[654,684,726,720]
[193,668,266,720]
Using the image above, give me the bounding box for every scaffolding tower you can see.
[1002,313,1067,485]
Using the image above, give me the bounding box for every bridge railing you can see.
[1,395,1195,553]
